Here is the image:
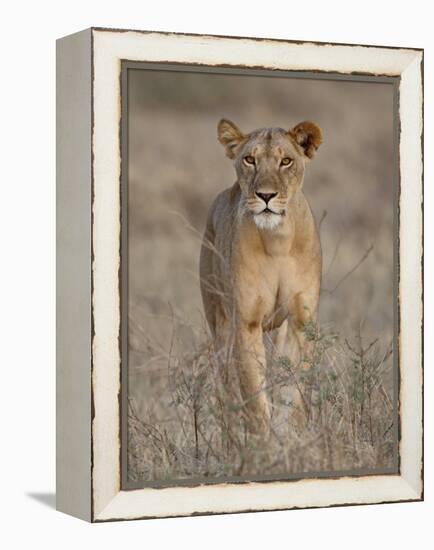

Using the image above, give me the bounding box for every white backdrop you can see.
[1,0,432,547]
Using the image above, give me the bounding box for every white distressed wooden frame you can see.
[56,27,423,522]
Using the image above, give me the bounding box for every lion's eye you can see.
[281,157,293,167]
[244,155,255,165]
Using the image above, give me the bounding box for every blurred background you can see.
[127,68,395,463]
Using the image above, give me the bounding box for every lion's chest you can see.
[236,252,300,331]
[264,258,300,330]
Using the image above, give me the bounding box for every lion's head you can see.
[217,119,322,230]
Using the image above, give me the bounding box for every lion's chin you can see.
[253,212,283,231]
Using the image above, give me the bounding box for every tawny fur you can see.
[200,119,323,437]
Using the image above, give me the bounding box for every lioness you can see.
[200,119,322,437]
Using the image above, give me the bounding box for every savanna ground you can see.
[126,69,397,483]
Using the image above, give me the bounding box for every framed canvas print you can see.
[56,27,423,522]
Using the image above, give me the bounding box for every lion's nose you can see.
[256,192,277,204]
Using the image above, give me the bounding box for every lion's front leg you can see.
[288,291,319,428]
[235,320,271,438]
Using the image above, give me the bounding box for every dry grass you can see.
[127,317,396,483]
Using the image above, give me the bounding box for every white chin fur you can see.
[253,213,283,231]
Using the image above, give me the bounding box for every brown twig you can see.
[323,244,374,294]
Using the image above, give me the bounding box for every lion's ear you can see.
[217,119,245,159]
[289,121,323,159]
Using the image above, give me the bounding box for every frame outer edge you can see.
[56,28,93,522]
[398,52,424,498]
[88,29,424,521]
